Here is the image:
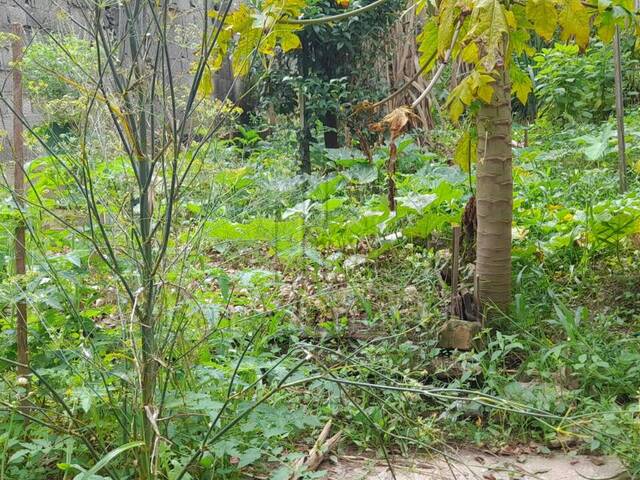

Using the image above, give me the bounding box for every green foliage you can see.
[21,36,95,102]
[5,2,640,478]
[20,36,96,126]
[5,107,640,477]
[533,42,638,123]
[258,0,403,142]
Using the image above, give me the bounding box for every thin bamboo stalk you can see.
[613,26,626,193]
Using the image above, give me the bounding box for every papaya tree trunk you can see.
[476,65,512,316]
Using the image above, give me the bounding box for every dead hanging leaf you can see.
[370,106,418,140]
[369,106,418,212]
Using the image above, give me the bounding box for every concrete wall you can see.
[1,0,38,169]
[0,0,239,171]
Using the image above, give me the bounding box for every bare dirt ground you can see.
[326,449,625,480]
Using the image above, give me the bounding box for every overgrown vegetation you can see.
[1,0,640,479]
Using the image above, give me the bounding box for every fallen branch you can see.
[289,420,342,480]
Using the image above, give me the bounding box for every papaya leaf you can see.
[559,0,591,51]
[526,0,558,41]
[454,130,478,173]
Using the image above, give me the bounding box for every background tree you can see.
[254,0,402,173]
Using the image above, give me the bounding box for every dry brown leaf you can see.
[370,106,418,139]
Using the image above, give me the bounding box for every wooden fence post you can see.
[450,225,461,317]
[12,23,30,408]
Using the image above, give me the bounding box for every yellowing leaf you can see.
[597,22,615,43]
[259,24,302,55]
[232,28,261,76]
[476,83,495,104]
[467,0,511,71]
[198,65,214,98]
[449,97,466,123]
[510,63,532,104]
[456,76,475,105]
[227,4,254,32]
[461,42,479,64]
[505,9,517,29]
[437,0,458,58]
[526,0,558,41]
[446,74,475,122]
[280,31,301,51]
[208,28,233,71]
[616,0,634,13]
[454,130,478,172]
[596,9,617,43]
[219,1,304,77]
[445,68,499,122]
[512,28,535,55]
[477,83,494,103]
[469,70,496,103]
[264,0,306,17]
[559,0,591,50]
[418,19,439,74]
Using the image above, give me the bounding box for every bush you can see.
[20,35,96,126]
[533,41,639,123]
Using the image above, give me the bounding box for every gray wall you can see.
[0,0,239,170]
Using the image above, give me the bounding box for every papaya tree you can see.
[415,0,640,316]
[210,0,639,317]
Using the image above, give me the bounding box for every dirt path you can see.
[327,449,625,480]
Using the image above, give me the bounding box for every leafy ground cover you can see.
[2,108,639,479]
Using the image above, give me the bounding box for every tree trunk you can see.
[324,111,339,149]
[299,42,311,174]
[476,65,512,317]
